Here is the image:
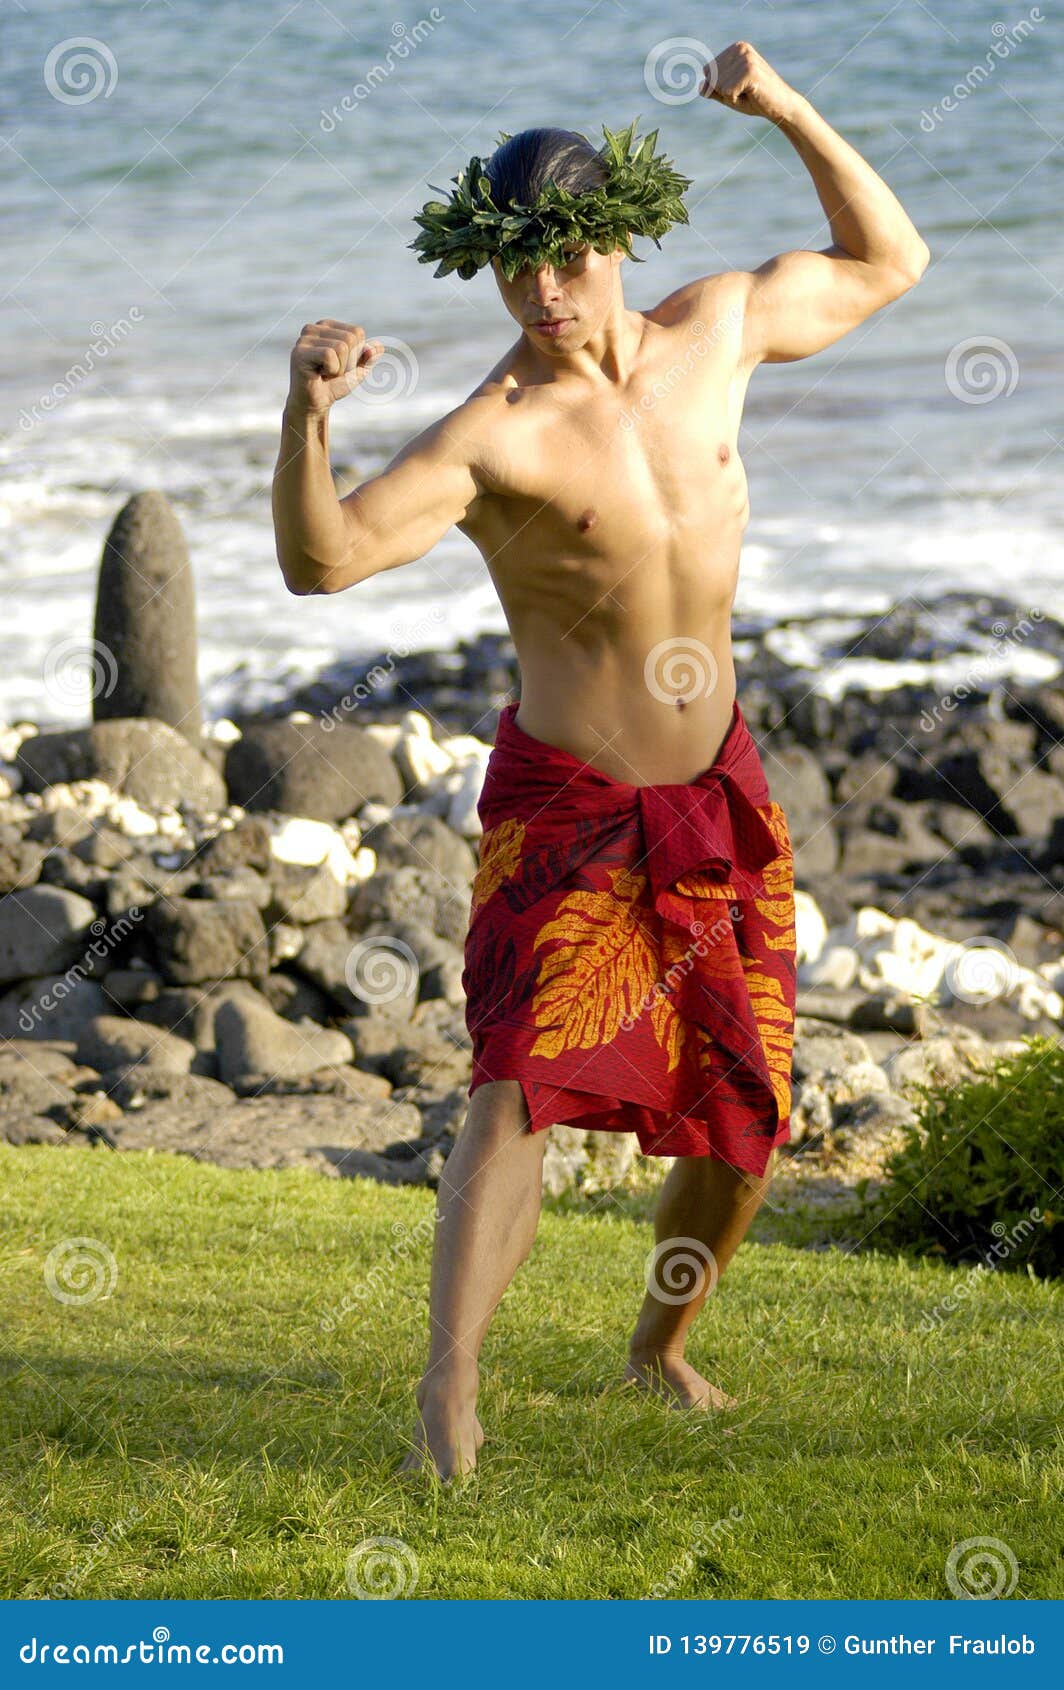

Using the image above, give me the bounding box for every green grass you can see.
[0,1143,1061,1600]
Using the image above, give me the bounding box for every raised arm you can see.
[272,319,483,595]
[695,43,930,366]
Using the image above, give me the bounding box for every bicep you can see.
[328,412,482,589]
[738,246,913,366]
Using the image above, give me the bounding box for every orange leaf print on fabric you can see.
[674,869,737,903]
[742,964,795,1118]
[664,909,745,989]
[754,804,796,951]
[470,816,526,915]
[527,866,683,1069]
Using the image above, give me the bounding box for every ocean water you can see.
[2,0,1062,724]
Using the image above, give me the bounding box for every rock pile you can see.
[1,695,1058,1195]
[4,502,1063,1200]
[0,707,486,1185]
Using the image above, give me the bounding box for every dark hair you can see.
[485,127,608,210]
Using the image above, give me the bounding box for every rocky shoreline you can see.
[3,499,1063,1202]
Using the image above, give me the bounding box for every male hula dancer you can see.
[272,42,929,1479]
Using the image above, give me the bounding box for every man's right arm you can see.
[272,319,484,596]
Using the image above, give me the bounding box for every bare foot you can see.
[623,1351,738,1412]
[398,1375,485,1480]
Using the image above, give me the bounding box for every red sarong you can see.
[461,699,798,1178]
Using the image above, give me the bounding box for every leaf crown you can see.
[410,119,692,283]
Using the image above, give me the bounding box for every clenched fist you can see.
[288,319,385,415]
[699,42,801,126]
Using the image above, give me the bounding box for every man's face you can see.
[491,241,625,351]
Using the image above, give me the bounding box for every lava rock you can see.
[194,815,274,875]
[107,1092,426,1177]
[348,865,471,949]
[146,896,270,984]
[213,996,353,1090]
[265,860,347,925]
[0,834,47,895]
[360,810,478,886]
[75,1014,197,1075]
[792,1018,876,1082]
[0,974,110,1042]
[224,719,401,821]
[764,746,839,877]
[17,719,226,814]
[0,885,99,986]
[293,920,418,1019]
[93,489,203,739]
[134,980,270,1051]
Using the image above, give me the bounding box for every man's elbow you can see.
[282,571,349,597]
[895,237,931,288]
[281,569,316,596]
[277,556,321,596]
[276,548,357,596]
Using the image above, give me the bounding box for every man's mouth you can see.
[530,317,571,336]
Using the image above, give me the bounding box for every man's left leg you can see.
[625,1150,775,1409]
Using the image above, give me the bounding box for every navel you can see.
[717,443,730,465]
[576,507,598,532]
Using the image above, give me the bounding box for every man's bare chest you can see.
[467,365,750,557]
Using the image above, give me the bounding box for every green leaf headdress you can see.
[410,119,692,283]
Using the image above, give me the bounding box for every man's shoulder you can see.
[443,345,525,426]
[646,268,753,336]
[420,368,516,458]
[415,357,525,495]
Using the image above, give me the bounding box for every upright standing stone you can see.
[93,490,201,741]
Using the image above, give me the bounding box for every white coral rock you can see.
[794,890,828,964]
[268,815,362,883]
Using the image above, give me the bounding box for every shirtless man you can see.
[272,43,929,1479]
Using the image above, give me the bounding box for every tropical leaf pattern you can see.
[470,816,526,916]
[463,704,799,1178]
[527,867,684,1071]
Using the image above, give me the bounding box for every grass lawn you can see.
[0,1142,1060,1601]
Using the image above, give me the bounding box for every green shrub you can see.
[870,1035,1063,1278]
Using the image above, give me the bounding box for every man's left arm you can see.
[698,42,931,365]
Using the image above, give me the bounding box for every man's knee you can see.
[459,1080,543,1155]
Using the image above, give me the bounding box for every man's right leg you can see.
[400,1079,548,1479]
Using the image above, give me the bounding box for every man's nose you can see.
[527,263,562,302]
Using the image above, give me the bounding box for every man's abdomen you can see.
[512,626,739,789]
